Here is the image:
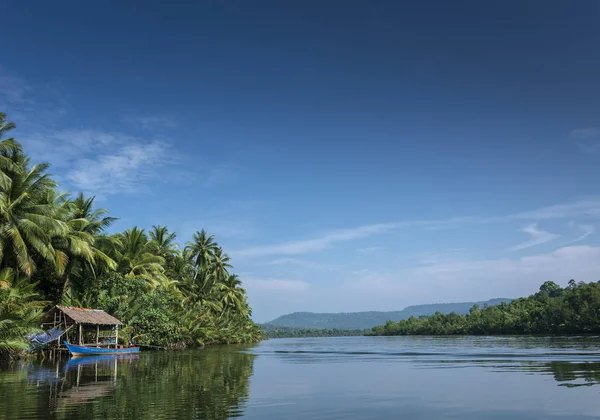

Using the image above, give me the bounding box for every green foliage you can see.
[260,324,366,338]
[0,274,46,361]
[0,113,261,356]
[367,280,600,336]
[127,291,184,347]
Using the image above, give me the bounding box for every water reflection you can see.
[1,338,600,420]
[0,345,257,420]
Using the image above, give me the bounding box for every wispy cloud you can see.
[563,223,595,246]
[203,164,237,187]
[262,258,346,272]
[510,224,559,251]
[180,219,255,239]
[65,141,169,196]
[234,199,600,258]
[245,278,310,292]
[233,218,471,258]
[571,127,600,139]
[356,247,385,254]
[22,129,136,167]
[346,245,600,307]
[124,115,178,131]
[0,68,33,105]
[571,127,600,153]
[489,199,600,222]
[20,129,178,196]
[0,67,69,126]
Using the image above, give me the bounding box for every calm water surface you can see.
[2,336,600,419]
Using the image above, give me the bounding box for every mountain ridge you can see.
[265,298,511,330]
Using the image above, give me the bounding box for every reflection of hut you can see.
[42,306,123,348]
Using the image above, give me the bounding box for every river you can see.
[1,336,599,419]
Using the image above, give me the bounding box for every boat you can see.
[63,341,140,356]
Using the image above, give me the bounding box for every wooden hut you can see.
[42,306,123,348]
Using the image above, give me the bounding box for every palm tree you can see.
[186,230,217,279]
[211,247,232,283]
[167,248,194,283]
[217,274,248,314]
[48,193,117,302]
[149,225,178,258]
[0,275,46,359]
[114,227,167,287]
[0,113,15,139]
[0,141,66,276]
[0,114,19,178]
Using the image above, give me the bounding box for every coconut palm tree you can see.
[210,247,232,283]
[186,229,217,279]
[114,227,167,286]
[217,274,248,314]
[149,225,178,258]
[0,275,46,358]
[0,113,15,139]
[0,142,66,276]
[47,193,117,302]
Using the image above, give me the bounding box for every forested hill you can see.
[266,298,511,330]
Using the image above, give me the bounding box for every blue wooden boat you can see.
[64,341,140,356]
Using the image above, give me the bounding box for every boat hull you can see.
[64,341,140,356]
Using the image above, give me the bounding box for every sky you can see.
[1,0,600,322]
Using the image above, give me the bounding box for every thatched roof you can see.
[46,306,122,325]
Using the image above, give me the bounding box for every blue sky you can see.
[1,1,600,321]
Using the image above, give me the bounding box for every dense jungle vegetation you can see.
[260,324,366,338]
[0,113,261,361]
[367,280,600,336]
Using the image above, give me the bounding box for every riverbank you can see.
[367,280,600,336]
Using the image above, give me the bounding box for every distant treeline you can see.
[367,280,600,336]
[260,325,366,338]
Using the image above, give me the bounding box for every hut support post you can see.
[78,323,83,345]
[115,325,119,348]
[96,325,99,346]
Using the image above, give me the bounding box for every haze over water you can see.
[2,336,600,419]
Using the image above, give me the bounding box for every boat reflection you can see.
[49,354,139,410]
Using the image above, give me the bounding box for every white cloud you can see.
[22,129,135,167]
[489,199,600,222]
[19,128,175,196]
[245,278,310,292]
[20,127,233,197]
[234,199,600,258]
[510,224,559,251]
[344,245,600,308]
[563,224,595,245]
[65,141,169,196]
[233,218,468,258]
